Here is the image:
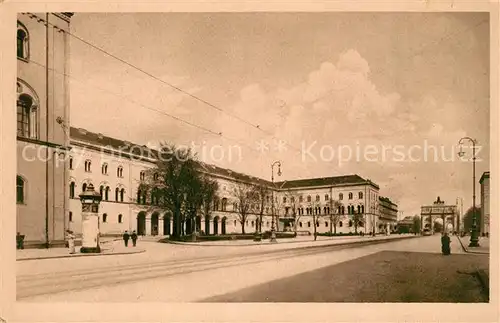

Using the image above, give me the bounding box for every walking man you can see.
[123,230,130,247]
[131,230,138,247]
[441,232,451,255]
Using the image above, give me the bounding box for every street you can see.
[16,234,488,302]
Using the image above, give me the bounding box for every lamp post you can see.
[270,161,282,243]
[79,184,102,253]
[457,136,479,247]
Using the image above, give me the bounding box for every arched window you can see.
[361,205,365,213]
[102,163,108,175]
[283,197,287,203]
[234,220,237,226]
[325,194,329,201]
[307,195,311,202]
[102,213,108,223]
[308,221,311,227]
[341,206,345,214]
[349,220,353,227]
[69,181,75,199]
[325,221,328,227]
[17,80,39,139]
[69,157,73,170]
[99,185,104,199]
[153,173,159,181]
[221,198,227,211]
[359,192,363,199]
[84,160,92,172]
[120,188,125,202]
[291,196,295,203]
[339,193,343,200]
[339,221,343,227]
[140,171,145,181]
[348,192,353,200]
[316,195,320,202]
[299,222,303,227]
[17,22,29,59]
[137,189,141,203]
[115,187,119,201]
[251,221,254,227]
[82,183,87,193]
[16,175,25,204]
[105,186,110,200]
[69,211,73,222]
[117,166,123,178]
[357,205,361,214]
[118,214,123,223]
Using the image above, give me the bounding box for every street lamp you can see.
[271,161,282,243]
[457,136,479,247]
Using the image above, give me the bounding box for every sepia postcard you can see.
[0,0,498,322]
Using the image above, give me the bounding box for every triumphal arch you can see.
[420,196,457,233]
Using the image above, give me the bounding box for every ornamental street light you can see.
[270,161,282,243]
[457,136,480,247]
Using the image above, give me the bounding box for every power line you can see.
[27,58,265,154]
[24,12,304,153]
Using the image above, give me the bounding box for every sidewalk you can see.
[165,233,417,247]
[456,235,490,254]
[17,239,146,261]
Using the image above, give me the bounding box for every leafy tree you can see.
[352,210,364,234]
[329,199,343,234]
[233,184,258,234]
[139,144,213,239]
[254,184,270,233]
[198,175,219,235]
[412,215,421,234]
[463,205,481,232]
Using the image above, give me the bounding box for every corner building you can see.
[16,13,73,247]
[67,127,397,237]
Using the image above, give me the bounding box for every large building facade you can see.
[15,13,399,245]
[378,196,398,233]
[480,171,490,236]
[16,13,73,247]
[66,127,395,238]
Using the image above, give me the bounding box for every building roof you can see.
[69,127,382,191]
[276,174,373,189]
[379,196,397,206]
[480,171,490,184]
[70,127,157,160]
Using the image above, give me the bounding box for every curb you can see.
[17,248,146,261]
[164,234,420,247]
[455,236,489,254]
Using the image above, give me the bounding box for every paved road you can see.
[17,234,465,302]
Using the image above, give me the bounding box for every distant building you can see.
[396,216,414,233]
[378,196,398,233]
[479,171,490,235]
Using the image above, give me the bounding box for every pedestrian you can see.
[123,230,130,247]
[131,230,138,247]
[66,230,75,254]
[441,232,451,255]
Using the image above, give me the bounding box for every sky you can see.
[68,12,490,218]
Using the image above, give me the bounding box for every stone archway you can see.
[213,216,220,235]
[221,217,227,235]
[204,215,210,235]
[137,212,146,236]
[151,212,159,236]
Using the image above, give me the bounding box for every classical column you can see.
[145,217,152,236]
[158,218,164,236]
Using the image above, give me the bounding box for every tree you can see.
[254,184,270,233]
[308,200,323,241]
[199,175,219,235]
[412,215,421,234]
[139,144,211,239]
[233,184,258,234]
[283,190,302,232]
[329,199,343,234]
[352,210,364,234]
[463,205,481,233]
